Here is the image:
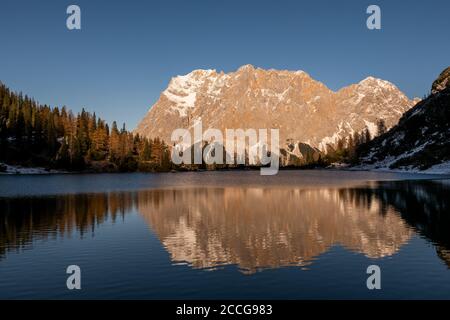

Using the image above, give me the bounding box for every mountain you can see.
[135,65,417,160]
[356,67,450,173]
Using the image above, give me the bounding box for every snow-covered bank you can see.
[420,161,450,174]
[2,160,449,176]
[327,162,351,169]
[351,160,450,175]
[0,163,66,175]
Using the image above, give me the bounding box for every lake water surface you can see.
[1,170,450,299]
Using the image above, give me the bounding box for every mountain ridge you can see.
[356,66,450,172]
[135,65,417,158]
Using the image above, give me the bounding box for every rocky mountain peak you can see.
[358,76,397,90]
[136,65,416,156]
[432,67,450,94]
[237,64,255,72]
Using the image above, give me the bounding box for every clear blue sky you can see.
[0,0,449,129]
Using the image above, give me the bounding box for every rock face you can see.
[432,67,450,94]
[136,65,416,153]
[357,67,450,171]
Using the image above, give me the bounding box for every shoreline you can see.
[1,161,450,176]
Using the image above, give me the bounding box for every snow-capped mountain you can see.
[356,67,450,173]
[136,65,416,153]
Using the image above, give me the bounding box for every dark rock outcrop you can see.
[357,67,450,171]
[432,67,450,94]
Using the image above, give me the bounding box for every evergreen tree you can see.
[363,127,371,144]
[376,119,387,136]
[140,139,152,161]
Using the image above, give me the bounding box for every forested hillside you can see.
[0,82,172,172]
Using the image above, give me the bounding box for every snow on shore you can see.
[0,163,66,175]
[421,161,450,174]
[351,160,450,175]
[1,161,449,176]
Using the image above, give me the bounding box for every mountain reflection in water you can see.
[1,180,449,273]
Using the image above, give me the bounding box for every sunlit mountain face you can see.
[135,65,417,153]
[2,180,449,272]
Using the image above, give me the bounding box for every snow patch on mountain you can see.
[163,69,217,117]
[363,120,377,138]
[357,141,431,170]
[318,121,356,152]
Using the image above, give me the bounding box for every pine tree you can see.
[140,139,152,161]
[46,111,57,155]
[376,119,387,136]
[363,127,371,143]
[56,140,71,168]
[109,121,120,162]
